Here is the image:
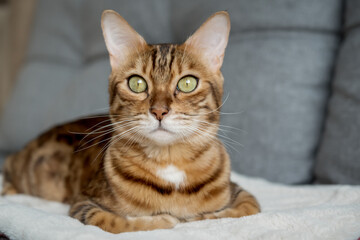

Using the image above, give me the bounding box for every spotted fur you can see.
[2,11,260,233]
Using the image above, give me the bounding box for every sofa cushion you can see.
[221,31,339,183]
[315,0,360,184]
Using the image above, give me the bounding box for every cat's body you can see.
[2,11,260,233]
[3,114,235,218]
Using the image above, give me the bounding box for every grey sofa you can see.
[0,0,359,185]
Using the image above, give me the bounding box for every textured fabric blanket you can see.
[0,173,359,240]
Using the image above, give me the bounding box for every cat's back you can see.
[2,115,111,202]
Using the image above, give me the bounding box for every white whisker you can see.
[77,120,135,145]
[76,125,138,152]
[91,126,141,164]
[196,92,230,116]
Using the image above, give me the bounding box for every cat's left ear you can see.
[184,11,230,72]
[101,10,147,70]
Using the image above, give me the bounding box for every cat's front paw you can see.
[1,184,18,196]
[185,212,219,222]
[151,214,179,229]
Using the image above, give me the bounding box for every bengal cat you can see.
[1,10,260,233]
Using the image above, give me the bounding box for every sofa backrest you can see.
[0,0,343,184]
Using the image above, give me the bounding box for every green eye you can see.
[128,76,147,93]
[177,76,198,93]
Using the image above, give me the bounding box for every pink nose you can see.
[151,107,169,121]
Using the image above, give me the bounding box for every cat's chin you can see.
[146,128,178,145]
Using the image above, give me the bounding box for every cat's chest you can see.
[108,161,229,218]
[155,165,186,188]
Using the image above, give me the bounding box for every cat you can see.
[1,10,260,233]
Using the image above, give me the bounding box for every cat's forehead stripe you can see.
[159,44,170,60]
[149,44,178,83]
[168,47,176,70]
[151,47,157,71]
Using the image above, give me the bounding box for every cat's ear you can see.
[101,10,146,69]
[184,11,230,72]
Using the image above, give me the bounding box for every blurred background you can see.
[0,0,36,113]
[0,0,359,185]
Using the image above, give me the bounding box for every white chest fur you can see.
[156,165,186,189]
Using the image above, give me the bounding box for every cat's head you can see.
[101,10,230,146]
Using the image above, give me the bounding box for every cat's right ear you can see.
[101,10,146,70]
[184,11,230,73]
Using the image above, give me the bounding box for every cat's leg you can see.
[2,167,17,195]
[1,156,19,196]
[69,200,179,233]
[1,179,18,195]
[188,182,260,221]
[1,181,18,195]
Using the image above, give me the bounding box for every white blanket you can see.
[0,173,360,240]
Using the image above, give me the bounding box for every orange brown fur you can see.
[2,11,260,233]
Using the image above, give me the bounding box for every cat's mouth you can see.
[151,126,172,133]
[147,125,177,145]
